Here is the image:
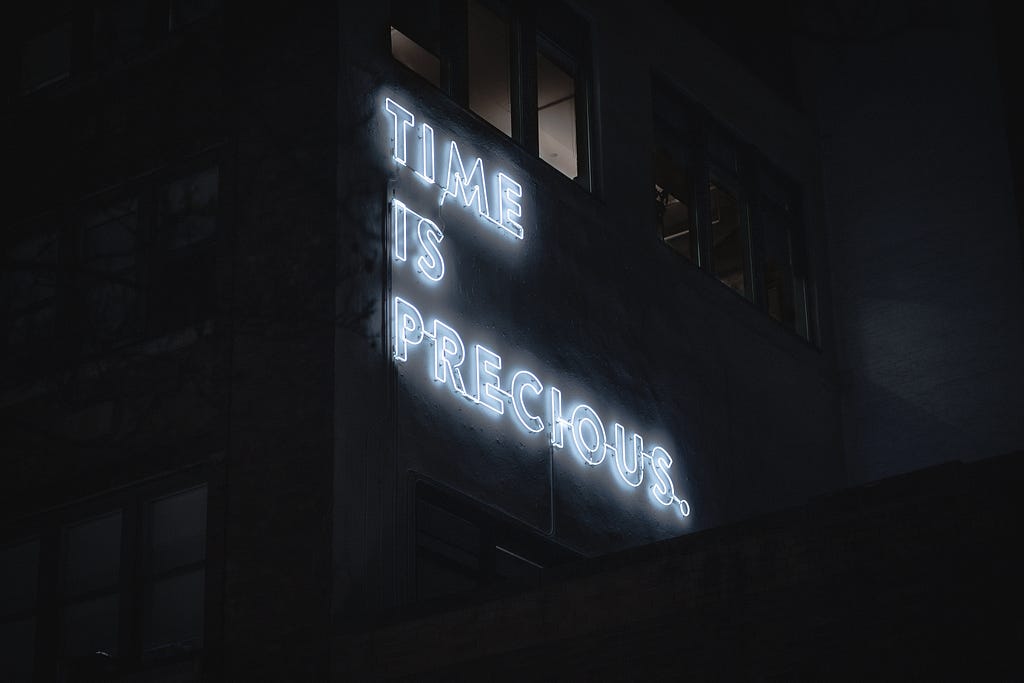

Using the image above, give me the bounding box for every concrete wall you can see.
[793,0,1024,483]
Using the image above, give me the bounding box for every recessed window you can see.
[388,1,594,190]
[61,511,123,658]
[144,485,207,657]
[654,147,696,263]
[537,47,578,180]
[169,0,221,30]
[468,0,512,136]
[390,0,442,88]
[82,198,142,348]
[652,78,815,342]
[5,230,58,350]
[0,539,39,681]
[710,181,749,297]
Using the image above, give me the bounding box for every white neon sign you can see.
[383,96,691,520]
[385,97,524,240]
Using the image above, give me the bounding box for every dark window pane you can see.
[762,203,797,329]
[144,569,204,654]
[63,512,122,597]
[169,0,220,30]
[149,485,207,574]
[537,50,577,180]
[0,539,39,617]
[62,594,119,657]
[468,1,511,136]
[82,199,141,346]
[0,618,35,682]
[94,0,149,66]
[417,553,478,601]
[391,0,441,88]
[154,168,219,330]
[159,168,219,251]
[654,147,695,262]
[20,23,70,92]
[710,181,749,297]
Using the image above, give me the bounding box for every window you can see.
[1,161,221,381]
[0,539,40,683]
[653,79,814,342]
[60,512,123,660]
[20,21,71,92]
[169,0,222,30]
[143,485,207,656]
[413,483,576,603]
[81,198,143,349]
[3,228,58,351]
[151,166,220,332]
[389,0,594,189]
[0,479,209,680]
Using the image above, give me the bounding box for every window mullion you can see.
[691,120,713,271]
[515,11,539,154]
[441,0,469,105]
[120,495,142,664]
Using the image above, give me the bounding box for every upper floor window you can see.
[653,80,814,342]
[390,0,594,190]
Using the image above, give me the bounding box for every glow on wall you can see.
[383,96,691,520]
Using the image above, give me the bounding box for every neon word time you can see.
[383,96,690,518]
[385,98,524,239]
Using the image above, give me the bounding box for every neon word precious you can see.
[392,294,691,517]
[384,98,524,239]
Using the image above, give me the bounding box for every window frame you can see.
[652,75,817,344]
[388,0,597,192]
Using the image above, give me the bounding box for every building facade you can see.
[2,0,1022,680]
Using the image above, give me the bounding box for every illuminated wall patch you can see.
[382,95,691,520]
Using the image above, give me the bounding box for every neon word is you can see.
[393,294,690,517]
[384,98,524,239]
